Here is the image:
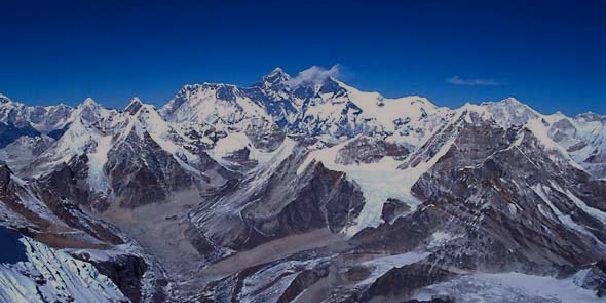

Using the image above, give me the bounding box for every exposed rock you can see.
[83,254,148,303]
[359,263,456,303]
[335,136,410,165]
[0,121,40,149]
[381,198,411,224]
[188,149,365,257]
[573,260,606,297]
[106,131,195,207]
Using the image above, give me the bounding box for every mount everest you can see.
[0,68,605,302]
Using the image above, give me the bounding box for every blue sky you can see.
[1,0,604,115]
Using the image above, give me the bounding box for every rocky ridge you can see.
[0,67,605,302]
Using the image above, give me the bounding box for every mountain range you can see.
[0,68,605,303]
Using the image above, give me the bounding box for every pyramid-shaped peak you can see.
[269,67,286,75]
[260,67,291,86]
[80,97,100,107]
[124,97,144,115]
[480,97,526,109]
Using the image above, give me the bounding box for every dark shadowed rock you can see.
[0,121,40,149]
[187,148,365,259]
[359,263,456,303]
[335,136,410,165]
[381,198,411,224]
[76,253,149,303]
[106,131,194,207]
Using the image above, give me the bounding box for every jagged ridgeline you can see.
[0,69,605,302]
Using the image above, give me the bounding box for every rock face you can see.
[2,68,606,302]
[0,155,164,303]
[549,112,606,180]
[0,121,40,149]
[106,130,195,207]
[335,136,410,165]
[356,115,606,273]
[0,94,73,132]
[573,260,606,297]
[381,198,411,224]
[0,235,128,303]
[410,119,606,271]
[187,146,365,259]
[83,253,148,303]
[359,263,456,303]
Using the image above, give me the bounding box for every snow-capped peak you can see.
[285,65,340,88]
[336,79,440,123]
[66,97,114,127]
[0,94,74,132]
[271,67,285,74]
[259,67,291,87]
[500,96,523,105]
[576,111,604,122]
[455,97,542,128]
[0,92,10,104]
[160,82,270,127]
[74,98,103,112]
[81,97,97,107]
[124,97,144,115]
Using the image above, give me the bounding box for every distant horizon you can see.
[1,0,604,115]
[1,65,601,118]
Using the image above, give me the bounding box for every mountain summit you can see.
[0,69,605,302]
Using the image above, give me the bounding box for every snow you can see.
[337,80,438,130]
[0,237,126,303]
[458,98,543,130]
[210,132,252,159]
[286,65,340,87]
[239,263,301,303]
[29,98,122,179]
[0,95,74,132]
[357,251,430,285]
[414,272,603,303]
[12,176,64,224]
[297,133,455,236]
[507,203,518,215]
[66,97,115,127]
[253,137,297,167]
[531,184,606,248]
[457,99,603,176]
[237,257,330,303]
[549,181,606,224]
[525,118,585,170]
[87,135,113,192]
[161,83,270,127]
[55,118,95,158]
[428,231,456,249]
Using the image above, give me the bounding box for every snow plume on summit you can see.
[286,65,340,87]
[1,69,606,303]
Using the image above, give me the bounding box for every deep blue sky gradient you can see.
[1,0,604,115]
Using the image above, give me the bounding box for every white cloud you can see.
[447,75,501,86]
[287,65,340,87]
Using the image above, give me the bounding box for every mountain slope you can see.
[0,93,73,133]
[1,68,605,302]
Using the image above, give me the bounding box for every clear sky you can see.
[1,0,604,115]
